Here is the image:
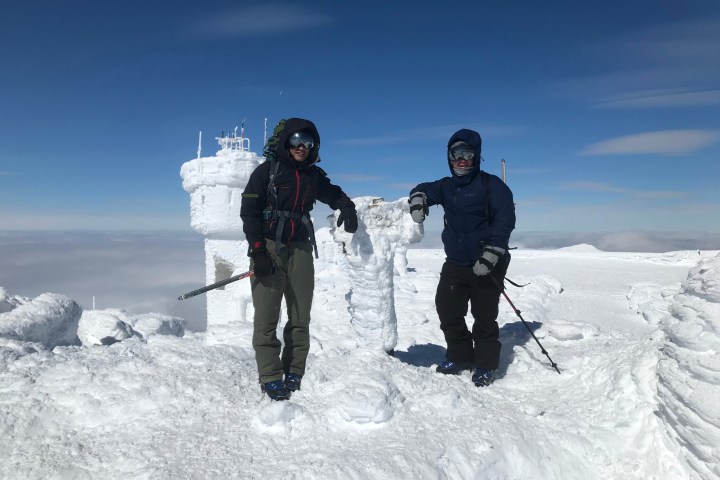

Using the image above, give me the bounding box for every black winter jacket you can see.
[240,118,353,250]
[410,129,516,267]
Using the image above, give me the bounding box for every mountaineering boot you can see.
[284,373,302,392]
[436,360,474,375]
[261,380,291,401]
[472,368,497,387]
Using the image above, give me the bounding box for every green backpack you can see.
[263,119,286,201]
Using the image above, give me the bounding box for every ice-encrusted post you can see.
[330,196,422,353]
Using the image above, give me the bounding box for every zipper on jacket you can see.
[453,186,465,240]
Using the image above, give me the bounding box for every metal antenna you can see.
[501,158,506,183]
[197,131,202,159]
[264,117,267,147]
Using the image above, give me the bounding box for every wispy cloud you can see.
[557,181,688,199]
[192,5,332,38]
[334,124,522,146]
[581,129,720,155]
[556,15,720,108]
[593,88,720,109]
[633,190,688,199]
[510,168,551,175]
[557,181,631,193]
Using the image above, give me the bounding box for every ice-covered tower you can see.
[180,127,263,342]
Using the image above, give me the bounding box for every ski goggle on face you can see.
[287,132,315,149]
[448,145,475,162]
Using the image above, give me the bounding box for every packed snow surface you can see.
[1,248,719,479]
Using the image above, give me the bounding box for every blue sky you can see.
[1,0,719,237]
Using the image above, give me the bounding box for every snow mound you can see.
[254,401,305,434]
[627,282,683,325]
[130,313,185,338]
[0,292,81,348]
[77,309,141,346]
[334,381,398,424]
[683,253,720,303]
[78,309,186,346]
[557,243,602,253]
[0,337,45,362]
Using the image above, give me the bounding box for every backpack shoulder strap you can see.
[266,156,280,200]
[263,119,287,201]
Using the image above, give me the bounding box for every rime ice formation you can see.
[180,130,262,344]
[329,196,422,352]
[655,254,720,478]
[0,292,81,348]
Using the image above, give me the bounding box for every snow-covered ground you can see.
[1,246,719,479]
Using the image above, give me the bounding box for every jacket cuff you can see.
[248,240,267,257]
[336,195,355,210]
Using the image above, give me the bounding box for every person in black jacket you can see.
[240,118,358,400]
[408,128,515,387]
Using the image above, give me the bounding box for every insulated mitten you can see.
[409,192,428,223]
[337,206,358,233]
[473,245,506,276]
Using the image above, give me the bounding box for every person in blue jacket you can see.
[408,128,515,387]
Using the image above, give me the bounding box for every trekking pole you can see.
[491,276,561,374]
[178,270,254,300]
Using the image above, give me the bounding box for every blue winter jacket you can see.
[410,129,516,267]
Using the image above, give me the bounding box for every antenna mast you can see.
[501,158,506,183]
[197,131,202,159]
[263,117,267,148]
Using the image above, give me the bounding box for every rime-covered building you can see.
[180,128,262,343]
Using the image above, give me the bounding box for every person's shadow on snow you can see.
[497,320,542,378]
[393,343,446,368]
[393,320,543,376]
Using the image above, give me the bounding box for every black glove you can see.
[473,245,506,276]
[249,243,274,278]
[337,206,358,233]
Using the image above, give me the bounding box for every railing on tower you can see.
[216,125,251,152]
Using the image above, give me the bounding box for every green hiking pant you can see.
[250,239,314,384]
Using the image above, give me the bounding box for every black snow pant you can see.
[435,255,509,371]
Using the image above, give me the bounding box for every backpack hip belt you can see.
[270,210,319,259]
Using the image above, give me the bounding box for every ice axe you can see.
[177,270,254,300]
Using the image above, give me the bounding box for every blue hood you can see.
[447,129,482,180]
